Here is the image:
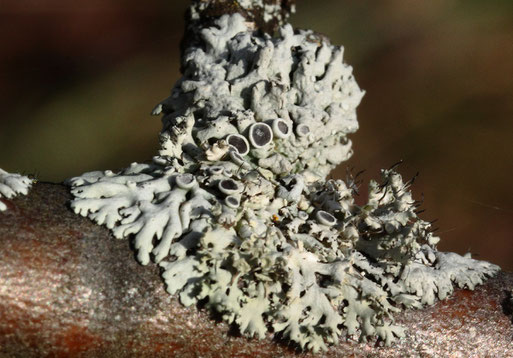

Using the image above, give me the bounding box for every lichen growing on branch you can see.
[0,168,33,211]
[67,13,499,352]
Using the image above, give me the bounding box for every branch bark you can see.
[0,183,512,357]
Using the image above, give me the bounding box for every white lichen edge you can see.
[0,168,33,211]
[67,14,500,352]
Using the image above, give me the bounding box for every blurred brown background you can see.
[0,1,511,270]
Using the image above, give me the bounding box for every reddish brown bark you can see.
[0,183,512,357]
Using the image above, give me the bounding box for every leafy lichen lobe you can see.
[0,168,33,212]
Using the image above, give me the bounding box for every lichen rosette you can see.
[68,14,499,352]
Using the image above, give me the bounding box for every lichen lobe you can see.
[0,168,33,211]
[67,14,499,352]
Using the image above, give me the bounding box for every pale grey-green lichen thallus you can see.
[190,0,295,25]
[67,14,499,352]
[0,168,33,211]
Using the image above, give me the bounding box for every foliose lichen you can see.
[189,0,296,32]
[0,168,33,212]
[67,14,499,352]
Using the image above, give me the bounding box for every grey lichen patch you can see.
[67,14,499,352]
[189,0,296,35]
[157,13,363,180]
[0,168,33,211]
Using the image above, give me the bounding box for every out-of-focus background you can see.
[1,1,511,270]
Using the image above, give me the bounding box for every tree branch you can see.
[0,183,512,357]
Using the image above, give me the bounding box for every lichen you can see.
[189,0,296,31]
[0,168,33,211]
[67,13,499,352]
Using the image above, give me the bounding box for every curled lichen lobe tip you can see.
[0,168,33,211]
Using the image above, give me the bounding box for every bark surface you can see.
[0,183,512,357]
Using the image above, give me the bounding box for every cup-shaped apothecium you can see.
[226,134,250,155]
[272,118,291,139]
